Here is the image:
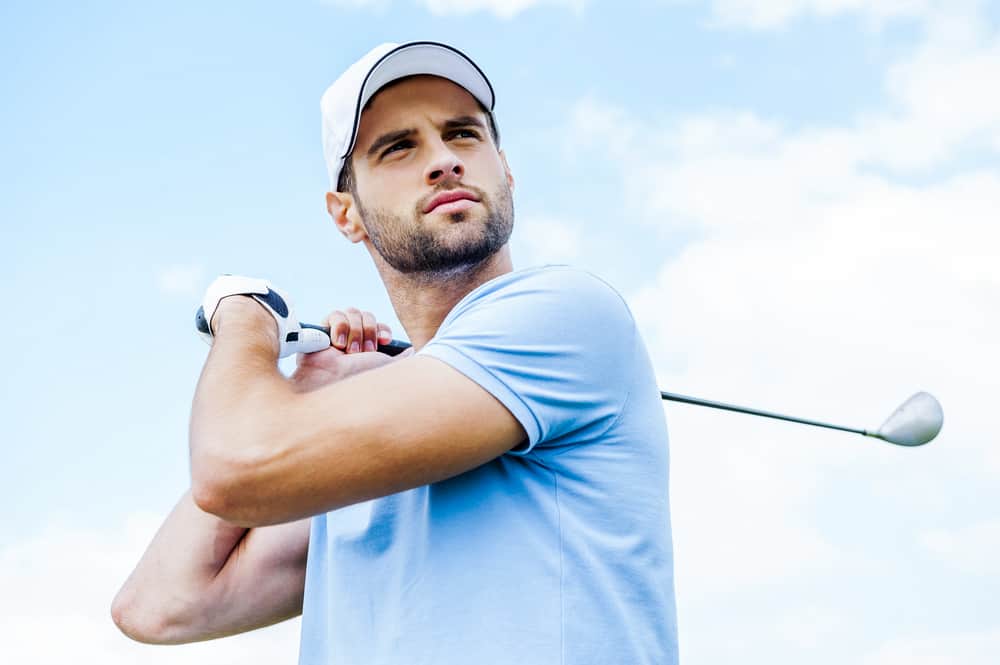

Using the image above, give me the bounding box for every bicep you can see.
[232,355,526,525]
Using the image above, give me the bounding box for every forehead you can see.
[356,75,485,142]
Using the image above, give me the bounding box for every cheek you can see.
[469,152,505,183]
[364,170,417,210]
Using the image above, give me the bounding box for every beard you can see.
[356,181,514,280]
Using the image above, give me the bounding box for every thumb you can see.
[284,328,332,357]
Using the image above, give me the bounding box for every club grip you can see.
[300,323,413,356]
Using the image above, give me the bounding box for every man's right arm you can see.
[111,307,396,643]
[111,489,310,644]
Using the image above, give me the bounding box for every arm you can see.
[111,491,309,644]
[189,299,528,527]
[113,303,396,643]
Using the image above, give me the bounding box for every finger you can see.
[361,311,378,352]
[325,310,350,349]
[344,307,364,353]
[377,322,392,345]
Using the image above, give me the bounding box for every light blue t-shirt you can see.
[298,265,677,665]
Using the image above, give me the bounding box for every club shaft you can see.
[303,319,870,436]
[659,391,870,437]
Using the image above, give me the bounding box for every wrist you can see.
[213,297,280,353]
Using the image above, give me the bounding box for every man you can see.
[112,41,678,664]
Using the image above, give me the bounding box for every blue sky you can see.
[2,1,998,663]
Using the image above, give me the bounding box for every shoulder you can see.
[419,265,639,451]
[485,264,626,299]
[445,265,634,328]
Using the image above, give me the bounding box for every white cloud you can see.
[320,0,391,11]
[513,214,585,266]
[564,0,1000,620]
[921,520,1000,576]
[0,516,301,665]
[155,264,205,297]
[858,10,1000,170]
[662,0,940,30]
[421,0,585,18]
[322,0,585,18]
[861,628,1000,665]
[773,605,848,649]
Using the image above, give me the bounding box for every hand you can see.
[289,308,413,392]
[198,275,328,358]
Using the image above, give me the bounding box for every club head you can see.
[873,391,943,446]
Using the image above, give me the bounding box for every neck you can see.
[371,246,513,350]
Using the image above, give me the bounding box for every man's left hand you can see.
[290,308,413,392]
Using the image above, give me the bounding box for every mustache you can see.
[417,183,488,214]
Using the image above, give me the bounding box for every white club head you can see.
[872,392,943,446]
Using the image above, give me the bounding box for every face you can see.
[332,75,514,278]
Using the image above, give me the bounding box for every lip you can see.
[423,189,480,214]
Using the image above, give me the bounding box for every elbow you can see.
[190,447,270,527]
[190,462,247,525]
[189,405,299,526]
[111,587,178,645]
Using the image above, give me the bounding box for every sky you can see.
[1,0,998,662]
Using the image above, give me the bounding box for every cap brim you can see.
[342,41,496,159]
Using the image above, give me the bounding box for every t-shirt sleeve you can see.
[417,267,636,455]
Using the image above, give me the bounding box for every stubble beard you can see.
[358,182,514,282]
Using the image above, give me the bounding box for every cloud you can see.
[861,628,1000,665]
[662,0,938,30]
[321,0,585,18]
[421,0,585,18]
[920,520,1000,576]
[0,516,301,664]
[563,0,1000,619]
[155,264,205,297]
[513,214,585,266]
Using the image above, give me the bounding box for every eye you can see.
[381,140,413,158]
[449,128,480,140]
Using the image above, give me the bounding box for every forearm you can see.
[112,490,309,644]
[188,299,296,522]
[111,490,250,643]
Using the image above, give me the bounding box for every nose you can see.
[424,140,465,186]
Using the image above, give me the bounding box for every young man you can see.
[113,41,678,664]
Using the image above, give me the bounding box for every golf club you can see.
[309,327,943,447]
[200,314,943,447]
[659,390,943,447]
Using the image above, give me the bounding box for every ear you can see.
[326,191,368,243]
[499,149,515,192]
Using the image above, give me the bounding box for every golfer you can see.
[113,41,678,664]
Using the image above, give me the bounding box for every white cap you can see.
[320,41,498,192]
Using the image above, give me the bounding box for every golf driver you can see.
[198,314,943,447]
[308,328,943,447]
[659,389,943,447]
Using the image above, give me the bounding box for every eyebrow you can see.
[365,116,488,159]
[366,128,414,159]
[443,116,486,132]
